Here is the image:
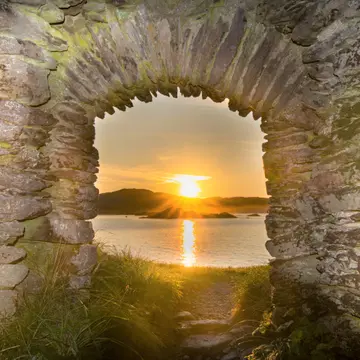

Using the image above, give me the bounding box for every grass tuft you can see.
[232,265,271,322]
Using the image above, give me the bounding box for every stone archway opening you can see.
[93,93,269,268]
[1,0,360,355]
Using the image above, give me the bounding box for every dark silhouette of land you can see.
[141,207,237,219]
[98,189,268,215]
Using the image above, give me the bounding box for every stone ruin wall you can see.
[0,0,360,352]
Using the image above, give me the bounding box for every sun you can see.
[167,174,211,198]
[179,179,201,198]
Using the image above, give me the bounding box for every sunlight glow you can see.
[181,220,196,267]
[167,174,211,198]
[180,180,201,198]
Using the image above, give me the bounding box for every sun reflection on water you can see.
[181,220,196,267]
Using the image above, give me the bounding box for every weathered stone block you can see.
[49,216,94,244]
[0,264,28,289]
[52,101,89,125]
[0,100,57,127]
[49,180,98,203]
[6,7,68,52]
[0,120,22,142]
[0,221,24,245]
[19,126,50,148]
[0,194,52,222]
[83,2,105,12]
[0,168,47,193]
[318,193,360,213]
[0,246,26,264]
[55,201,98,220]
[51,168,97,184]
[318,286,360,318]
[50,132,93,154]
[271,255,321,288]
[0,36,56,69]
[62,2,83,16]
[15,146,50,170]
[266,239,313,260]
[39,2,64,24]
[53,0,83,8]
[9,0,46,4]
[50,149,98,173]
[70,244,97,275]
[0,56,50,106]
[209,7,246,86]
[0,290,17,318]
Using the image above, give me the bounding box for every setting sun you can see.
[167,174,211,198]
[180,180,201,197]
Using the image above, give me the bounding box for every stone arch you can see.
[1,0,360,352]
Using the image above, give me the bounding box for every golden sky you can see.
[94,94,268,198]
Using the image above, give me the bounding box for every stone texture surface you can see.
[0,56,50,106]
[70,244,97,275]
[0,246,26,264]
[0,264,29,289]
[49,216,94,244]
[178,319,230,334]
[38,2,65,24]
[0,100,57,126]
[0,0,360,354]
[0,194,52,221]
[181,333,234,354]
[0,36,57,69]
[0,221,24,245]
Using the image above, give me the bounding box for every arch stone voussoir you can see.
[1,0,360,354]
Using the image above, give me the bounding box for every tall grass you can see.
[231,265,271,321]
[0,250,182,360]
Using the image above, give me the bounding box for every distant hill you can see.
[98,189,269,215]
[143,207,237,219]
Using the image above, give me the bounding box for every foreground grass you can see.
[0,250,271,360]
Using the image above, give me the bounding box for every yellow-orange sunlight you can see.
[167,174,211,198]
[181,220,196,267]
[180,180,200,198]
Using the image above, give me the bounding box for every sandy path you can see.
[187,281,235,320]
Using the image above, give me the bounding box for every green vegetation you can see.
[0,250,271,360]
[248,316,355,360]
[232,265,272,322]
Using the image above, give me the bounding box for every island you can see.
[248,213,261,217]
[98,188,269,215]
[141,207,237,219]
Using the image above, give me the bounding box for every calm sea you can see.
[92,214,271,268]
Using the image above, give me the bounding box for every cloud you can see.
[166,174,212,183]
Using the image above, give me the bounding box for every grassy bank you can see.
[0,250,271,360]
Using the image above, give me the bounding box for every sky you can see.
[94,93,268,198]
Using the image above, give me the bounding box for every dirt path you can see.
[187,281,235,320]
[175,277,257,360]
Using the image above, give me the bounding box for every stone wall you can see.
[0,0,360,353]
